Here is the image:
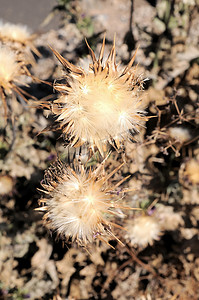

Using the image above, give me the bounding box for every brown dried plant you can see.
[145,97,198,157]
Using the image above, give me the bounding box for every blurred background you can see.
[0,0,58,30]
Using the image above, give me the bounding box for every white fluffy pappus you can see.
[37,160,131,246]
[0,44,34,119]
[183,158,199,185]
[0,20,40,63]
[126,215,162,247]
[155,205,184,231]
[0,175,14,195]
[168,127,191,144]
[0,45,19,90]
[44,37,146,155]
[0,21,32,44]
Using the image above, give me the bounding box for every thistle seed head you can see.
[168,126,191,144]
[37,160,127,246]
[0,21,40,64]
[0,175,14,195]
[0,45,20,92]
[0,44,34,119]
[155,205,184,231]
[126,215,161,247]
[183,158,199,185]
[0,21,32,44]
[46,37,146,155]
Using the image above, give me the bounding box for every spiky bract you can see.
[47,37,145,155]
[38,160,126,245]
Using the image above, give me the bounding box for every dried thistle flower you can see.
[168,127,191,144]
[0,45,32,119]
[44,37,145,155]
[37,160,131,246]
[0,20,40,65]
[155,204,184,231]
[0,45,19,89]
[180,158,199,186]
[0,175,14,195]
[126,215,162,247]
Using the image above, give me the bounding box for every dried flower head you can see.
[0,45,32,119]
[37,160,131,246]
[0,45,19,90]
[168,127,191,144]
[0,20,40,65]
[45,37,145,155]
[0,175,14,195]
[0,21,31,43]
[126,215,161,247]
[155,205,184,231]
[180,158,199,186]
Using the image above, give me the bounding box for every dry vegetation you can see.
[0,0,199,299]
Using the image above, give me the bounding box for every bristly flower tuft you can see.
[37,160,131,246]
[0,20,40,65]
[0,45,20,90]
[44,37,146,155]
[0,44,36,119]
[126,215,162,247]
